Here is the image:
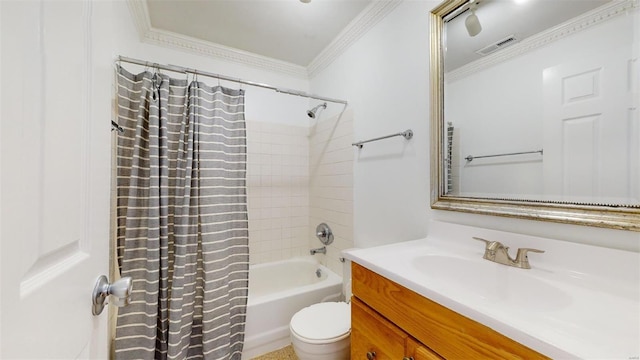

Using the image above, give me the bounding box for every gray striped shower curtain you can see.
[114,66,249,360]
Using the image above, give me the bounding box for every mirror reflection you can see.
[443,0,639,206]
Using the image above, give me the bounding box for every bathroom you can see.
[1,0,638,359]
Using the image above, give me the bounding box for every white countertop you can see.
[343,221,640,359]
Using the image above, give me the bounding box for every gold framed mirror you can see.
[429,0,640,231]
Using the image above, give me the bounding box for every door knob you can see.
[91,275,132,315]
[366,351,376,360]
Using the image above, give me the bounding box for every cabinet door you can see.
[406,337,443,360]
[351,297,407,360]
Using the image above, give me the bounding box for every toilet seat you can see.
[290,302,350,344]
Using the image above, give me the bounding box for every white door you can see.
[1,1,111,358]
[543,46,639,204]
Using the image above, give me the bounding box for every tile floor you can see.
[251,345,298,360]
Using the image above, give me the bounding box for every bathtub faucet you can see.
[310,246,326,255]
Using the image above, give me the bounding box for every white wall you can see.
[311,1,432,249]
[310,0,640,252]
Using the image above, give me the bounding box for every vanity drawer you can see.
[351,297,407,360]
[352,263,549,360]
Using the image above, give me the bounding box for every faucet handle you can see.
[472,237,492,247]
[517,248,545,255]
[472,237,504,250]
[473,237,503,261]
[515,248,545,269]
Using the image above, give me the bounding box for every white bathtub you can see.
[241,256,343,359]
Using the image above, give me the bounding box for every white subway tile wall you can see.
[309,110,354,276]
[246,120,312,264]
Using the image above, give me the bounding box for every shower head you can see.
[307,102,327,119]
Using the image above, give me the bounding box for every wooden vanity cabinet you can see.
[406,338,444,360]
[351,263,549,360]
[351,297,442,360]
[351,297,407,360]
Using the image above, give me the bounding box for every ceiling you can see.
[142,0,615,76]
[445,0,610,71]
[146,0,372,67]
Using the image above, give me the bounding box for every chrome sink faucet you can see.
[473,237,544,269]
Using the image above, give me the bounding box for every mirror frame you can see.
[429,0,640,232]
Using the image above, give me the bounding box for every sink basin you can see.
[411,255,573,311]
[344,221,640,359]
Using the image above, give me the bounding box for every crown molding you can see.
[446,0,639,83]
[307,0,403,78]
[126,0,401,80]
[125,0,308,78]
[126,0,152,41]
[142,29,309,78]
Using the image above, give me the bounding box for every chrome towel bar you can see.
[465,149,543,162]
[352,129,413,149]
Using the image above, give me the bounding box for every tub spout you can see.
[310,246,326,255]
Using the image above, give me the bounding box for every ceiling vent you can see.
[475,35,518,56]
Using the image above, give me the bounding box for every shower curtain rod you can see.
[117,56,348,105]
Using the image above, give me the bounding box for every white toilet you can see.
[289,302,350,360]
[289,259,352,360]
